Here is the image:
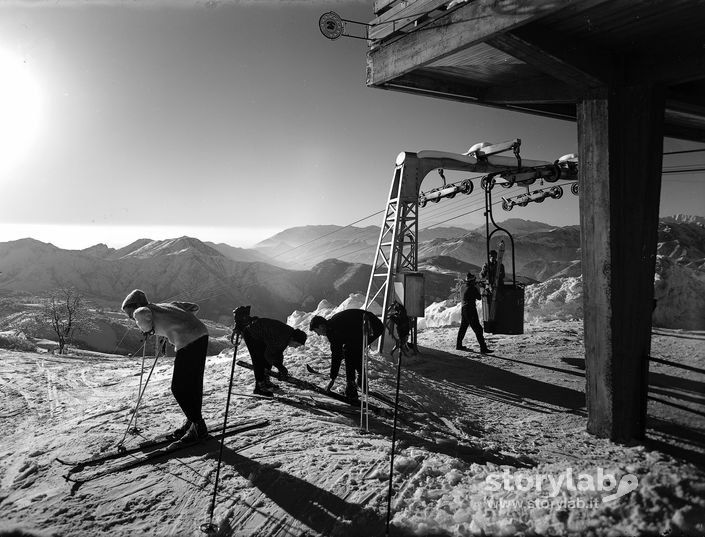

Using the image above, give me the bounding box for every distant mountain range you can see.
[251,224,480,269]
[253,216,705,276]
[0,216,703,352]
[253,219,570,271]
[0,236,459,326]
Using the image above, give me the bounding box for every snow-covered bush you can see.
[0,332,37,352]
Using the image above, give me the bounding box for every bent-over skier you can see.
[121,289,209,442]
[309,309,384,403]
[230,306,307,397]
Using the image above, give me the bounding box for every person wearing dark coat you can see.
[480,249,505,289]
[230,307,307,397]
[388,301,413,357]
[456,273,493,354]
[309,309,384,402]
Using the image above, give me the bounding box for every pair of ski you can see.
[236,360,411,415]
[303,363,417,412]
[237,390,365,418]
[57,417,269,484]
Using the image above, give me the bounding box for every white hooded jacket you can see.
[122,290,208,351]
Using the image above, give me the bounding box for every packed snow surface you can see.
[1,298,704,536]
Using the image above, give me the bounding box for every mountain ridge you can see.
[0,215,702,352]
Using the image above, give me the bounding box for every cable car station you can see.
[357,0,705,443]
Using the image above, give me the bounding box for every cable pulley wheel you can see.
[319,12,344,40]
[481,176,495,191]
[550,186,564,199]
[544,164,561,183]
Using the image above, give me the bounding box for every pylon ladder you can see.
[365,161,421,350]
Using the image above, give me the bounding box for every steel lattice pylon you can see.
[364,158,421,350]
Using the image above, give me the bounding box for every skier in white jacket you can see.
[121,289,209,442]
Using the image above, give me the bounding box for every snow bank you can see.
[289,294,462,332]
[287,293,382,330]
[288,260,705,333]
[519,257,705,329]
[417,300,461,329]
[524,277,583,323]
[653,256,705,330]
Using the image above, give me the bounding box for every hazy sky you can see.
[0,0,702,250]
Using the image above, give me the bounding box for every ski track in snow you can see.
[0,320,704,536]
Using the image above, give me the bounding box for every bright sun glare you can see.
[0,49,42,177]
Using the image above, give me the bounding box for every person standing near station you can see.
[121,289,210,443]
[309,309,384,403]
[456,273,493,354]
[480,249,505,289]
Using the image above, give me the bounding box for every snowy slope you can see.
[1,300,704,536]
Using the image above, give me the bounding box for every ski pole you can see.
[385,341,404,537]
[133,338,148,434]
[201,333,240,536]
[117,335,161,452]
[360,312,369,432]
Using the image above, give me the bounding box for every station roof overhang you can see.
[366,0,705,143]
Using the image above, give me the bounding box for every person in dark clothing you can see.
[456,273,493,354]
[480,249,505,289]
[388,301,413,357]
[230,307,307,397]
[309,309,385,403]
[121,289,209,443]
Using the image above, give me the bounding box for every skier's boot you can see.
[277,365,289,380]
[262,368,278,390]
[171,419,192,439]
[345,381,360,405]
[254,380,273,397]
[178,418,208,443]
[480,344,494,354]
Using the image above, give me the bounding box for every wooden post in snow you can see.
[577,81,665,442]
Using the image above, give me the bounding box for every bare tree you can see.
[41,287,89,355]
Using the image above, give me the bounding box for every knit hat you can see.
[466,272,476,282]
[233,305,251,320]
[291,329,307,345]
[121,289,148,311]
[309,315,326,331]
